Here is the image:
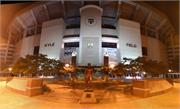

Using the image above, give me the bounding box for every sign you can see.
[44,42,55,47]
[88,18,94,24]
[126,43,137,48]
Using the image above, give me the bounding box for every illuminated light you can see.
[72,51,77,56]
[65,63,70,67]
[168,69,172,72]
[8,67,12,72]
[135,71,139,74]
[39,66,42,70]
[39,75,44,78]
[61,43,64,48]
[117,43,119,49]
[102,37,119,43]
[133,67,136,69]
[63,37,80,42]
[39,75,54,79]
[109,64,115,69]
[126,68,130,71]
[143,72,146,74]
[136,76,142,79]
[125,76,133,79]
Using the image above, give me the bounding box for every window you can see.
[64,42,79,56]
[102,35,118,38]
[0,53,5,56]
[64,47,77,56]
[66,24,80,29]
[37,26,42,34]
[142,47,148,56]
[102,24,116,29]
[102,42,117,48]
[84,1,99,6]
[102,17,116,29]
[7,53,13,56]
[33,46,39,55]
[64,42,79,47]
[26,28,35,37]
[147,29,156,38]
[63,35,79,38]
[140,26,145,35]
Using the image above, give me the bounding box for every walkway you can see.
[0,81,180,109]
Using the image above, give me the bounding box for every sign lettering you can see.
[126,43,137,48]
[44,42,55,47]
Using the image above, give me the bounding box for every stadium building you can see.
[1,1,178,66]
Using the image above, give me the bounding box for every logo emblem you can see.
[86,17,96,26]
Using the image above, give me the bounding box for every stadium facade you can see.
[2,1,176,66]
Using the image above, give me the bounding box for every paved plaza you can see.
[0,81,180,109]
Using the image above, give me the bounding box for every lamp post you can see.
[104,52,109,67]
[71,51,77,81]
[8,67,12,77]
[168,69,172,73]
[103,52,109,81]
[64,63,71,79]
[71,51,77,67]
[65,63,70,68]
[109,64,115,69]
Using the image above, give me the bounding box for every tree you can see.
[12,57,29,76]
[112,57,169,78]
[112,62,126,78]
[12,54,64,77]
[132,57,169,77]
[49,59,64,76]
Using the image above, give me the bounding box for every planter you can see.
[6,77,43,96]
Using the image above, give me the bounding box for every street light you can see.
[109,64,115,69]
[168,69,172,73]
[8,67,12,77]
[8,67,12,72]
[65,63,70,68]
[143,71,146,75]
[64,63,73,72]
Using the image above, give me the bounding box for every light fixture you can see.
[143,71,146,75]
[104,51,109,57]
[109,64,115,69]
[8,67,12,72]
[65,63,70,68]
[168,69,172,73]
[72,51,77,56]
